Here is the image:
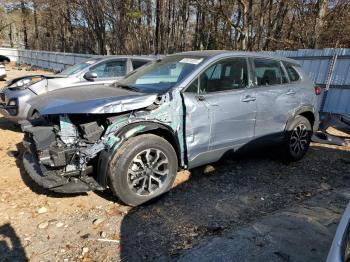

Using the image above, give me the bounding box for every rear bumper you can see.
[23,151,104,193]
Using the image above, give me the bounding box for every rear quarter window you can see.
[284,63,300,82]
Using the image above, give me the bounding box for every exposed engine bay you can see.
[25,115,106,171]
[23,114,113,192]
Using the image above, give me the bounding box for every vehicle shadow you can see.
[118,144,350,261]
[0,223,28,262]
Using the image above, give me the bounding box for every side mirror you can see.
[83,71,97,81]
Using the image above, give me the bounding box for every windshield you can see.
[58,58,101,76]
[118,55,205,93]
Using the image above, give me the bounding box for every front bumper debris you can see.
[23,151,104,193]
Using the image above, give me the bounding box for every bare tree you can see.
[1,0,349,54]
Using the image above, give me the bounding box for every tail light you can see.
[314,86,321,95]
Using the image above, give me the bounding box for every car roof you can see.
[95,55,155,61]
[170,50,299,65]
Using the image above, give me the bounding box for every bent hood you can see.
[28,85,158,115]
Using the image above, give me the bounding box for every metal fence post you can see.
[320,50,338,113]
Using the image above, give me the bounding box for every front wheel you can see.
[108,134,178,206]
[283,115,312,161]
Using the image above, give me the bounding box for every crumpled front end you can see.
[22,90,185,194]
[22,115,107,193]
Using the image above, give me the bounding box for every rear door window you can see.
[254,59,288,86]
[284,63,300,82]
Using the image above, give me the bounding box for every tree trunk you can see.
[154,0,162,54]
[257,0,265,50]
[9,23,13,48]
[20,0,29,49]
[33,0,39,49]
[264,0,273,50]
[314,0,328,48]
[247,0,253,50]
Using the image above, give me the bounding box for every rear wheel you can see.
[283,115,312,161]
[108,134,178,206]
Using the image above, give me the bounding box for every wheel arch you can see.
[116,121,182,165]
[96,121,183,188]
[285,106,315,131]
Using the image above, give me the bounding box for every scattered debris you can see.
[37,207,48,214]
[81,233,91,239]
[56,222,64,228]
[37,221,49,229]
[96,239,120,243]
[203,165,215,175]
[82,247,89,256]
[92,218,105,226]
[321,183,332,191]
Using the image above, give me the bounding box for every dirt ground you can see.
[0,65,349,262]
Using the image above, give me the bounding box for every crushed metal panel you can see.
[99,90,186,166]
[27,85,158,115]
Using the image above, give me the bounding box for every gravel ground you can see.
[0,66,349,262]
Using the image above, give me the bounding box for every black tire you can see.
[108,134,178,206]
[283,115,312,161]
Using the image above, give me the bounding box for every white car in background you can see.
[0,56,154,123]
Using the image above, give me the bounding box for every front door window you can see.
[199,58,249,93]
[90,60,127,78]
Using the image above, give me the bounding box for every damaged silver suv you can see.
[22,51,319,206]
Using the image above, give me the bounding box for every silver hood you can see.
[28,85,158,115]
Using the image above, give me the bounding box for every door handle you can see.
[286,89,296,95]
[241,95,256,102]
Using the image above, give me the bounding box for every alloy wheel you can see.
[127,148,169,196]
[289,123,309,156]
